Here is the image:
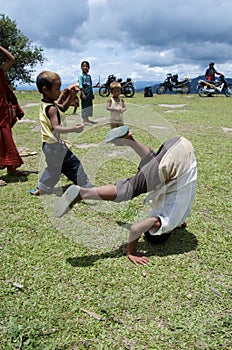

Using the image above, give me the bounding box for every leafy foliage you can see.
[0,14,45,86]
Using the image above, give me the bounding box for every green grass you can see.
[0,91,231,349]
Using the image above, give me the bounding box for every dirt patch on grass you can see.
[158,104,188,113]
[22,102,40,107]
[76,143,101,148]
[158,104,187,108]
[18,118,37,123]
[222,127,232,133]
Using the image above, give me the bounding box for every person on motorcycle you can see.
[170,74,179,86]
[205,62,221,82]
[170,74,185,88]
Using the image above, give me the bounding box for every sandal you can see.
[20,150,38,157]
[105,125,129,143]
[30,188,40,196]
[54,185,79,217]
[0,179,7,186]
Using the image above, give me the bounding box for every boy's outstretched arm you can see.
[127,217,161,266]
[49,106,84,134]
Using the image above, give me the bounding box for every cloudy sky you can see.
[1,0,232,86]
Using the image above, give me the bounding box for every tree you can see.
[0,14,45,87]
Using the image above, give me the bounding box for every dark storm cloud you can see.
[97,0,232,68]
[1,0,89,49]
[1,0,232,81]
[2,0,232,62]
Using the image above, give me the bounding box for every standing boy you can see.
[30,70,92,196]
[78,61,98,125]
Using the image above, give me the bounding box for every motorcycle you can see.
[197,75,232,97]
[99,74,135,97]
[156,74,191,95]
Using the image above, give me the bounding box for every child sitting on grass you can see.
[54,126,197,266]
[30,70,92,196]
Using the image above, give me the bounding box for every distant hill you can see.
[17,76,232,94]
[135,76,232,94]
[134,80,159,90]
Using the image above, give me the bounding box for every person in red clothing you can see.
[205,62,221,82]
[0,45,25,184]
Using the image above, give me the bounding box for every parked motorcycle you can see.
[156,74,191,95]
[197,75,232,97]
[99,74,135,97]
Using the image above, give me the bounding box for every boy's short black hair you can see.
[36,71,61,93]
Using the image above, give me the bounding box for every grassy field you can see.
[0,90,231,349]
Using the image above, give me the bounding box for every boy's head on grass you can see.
[36,70,61,102]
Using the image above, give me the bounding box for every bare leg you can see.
[83,117,91,124]
[118,131,151,160]
[72,131,152,202]
[77,184,117,201]
[54,184,118,217]
[55,128,154,217]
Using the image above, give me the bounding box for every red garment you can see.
[0,69,24,170]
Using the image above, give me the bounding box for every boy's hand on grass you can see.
[127,252,149,266]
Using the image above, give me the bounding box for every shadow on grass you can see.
[66,227,198,267]
[1,170,38,184]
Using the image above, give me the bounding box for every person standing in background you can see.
[78,61,98,125]
[106,81,127,129]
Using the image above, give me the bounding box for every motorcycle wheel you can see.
[123,86,135,98]
[181,84,191,94]
[99,86,110,97]
[156,84,167,95]
[225,85,232,97]
[198,86,210,97]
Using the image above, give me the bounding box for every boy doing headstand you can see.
[54,126,197,265]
